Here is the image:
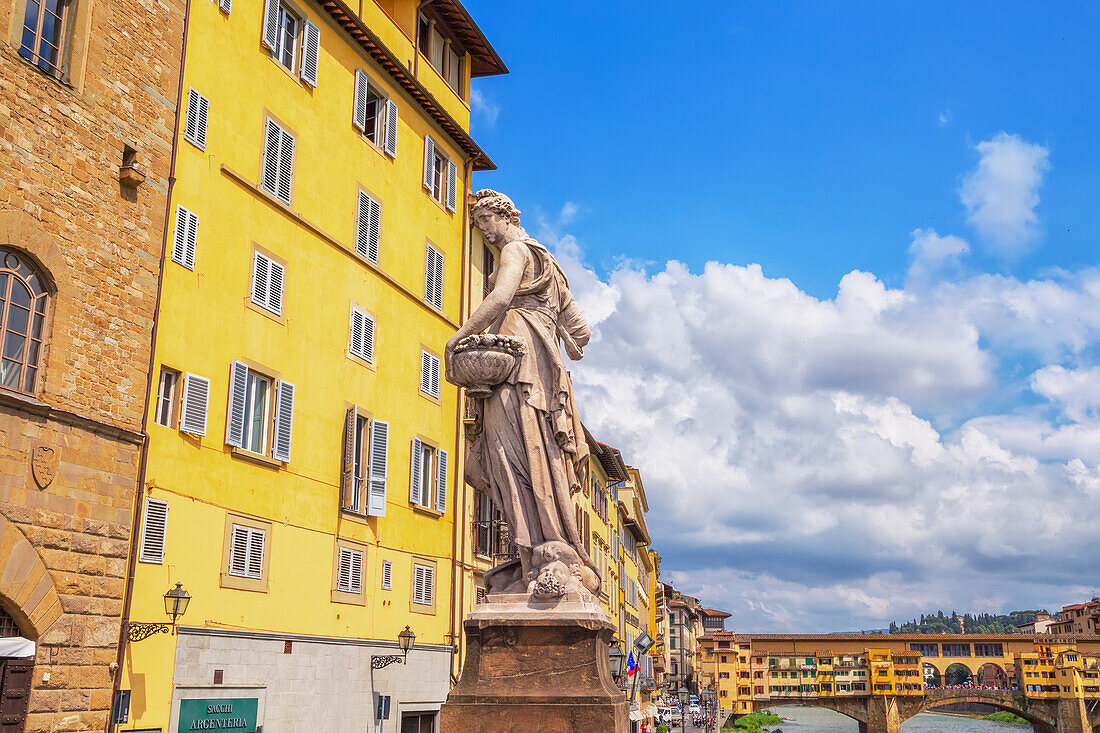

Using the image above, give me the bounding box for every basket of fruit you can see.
[449,334,525,399]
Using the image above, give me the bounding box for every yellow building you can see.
[118,0,505,728]
[1017,642,1100,701]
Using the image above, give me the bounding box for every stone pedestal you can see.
[439,593,629,733]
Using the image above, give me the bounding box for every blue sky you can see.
[464,1,1100,631]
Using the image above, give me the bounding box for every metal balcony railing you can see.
[472,519,518,562]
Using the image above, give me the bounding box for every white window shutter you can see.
[262,0,279,49]
[423,135,435,190]
[409,436,423,505]
[276,127,294,205]
[384,99,398,158]
[432,247,443,309]
[172,206,197,270]
[446,158,457,212]
[349,307,374,363]
[423,566,434,604]
[179,372,210,435]
[429,354,440,398]
[246,527,265,578]
[367,418,388,517]
[381,559,392,590]
[219,0,231,13]
[262,119,281,197]
[349,550,362,593]
[251,252,269,308]
[267,259,284,314]
[356,190,380,265]
[139,498,169,564]
[272,379,295,461]
[420,352,432,394]
[184,89,209,150]
[225,359,249,447]
[353,70,368,132]
[229,525,250,576]
[300,20,320,87]
[435,448,448,513]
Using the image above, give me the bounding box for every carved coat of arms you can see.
[31,445,58,489]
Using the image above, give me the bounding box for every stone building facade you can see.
[0,0,184,724]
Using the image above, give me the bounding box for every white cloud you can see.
[907,228,969,284]
[537,235,1100,631]
[470,88,500,127]
[559,201,579,225]
[959,132,1050,255]
[937,110,953,128]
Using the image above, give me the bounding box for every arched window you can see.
[0,249,50,395]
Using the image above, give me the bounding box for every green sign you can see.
[177,698,258,732]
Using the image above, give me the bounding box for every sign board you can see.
[111,689,131,724]
[177,698,258,732]
[374,693,391,720]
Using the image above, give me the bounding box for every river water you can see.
[758,705,1028,731]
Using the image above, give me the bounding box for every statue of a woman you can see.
[445,190,599,598]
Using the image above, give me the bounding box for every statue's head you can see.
[471,189,521,244]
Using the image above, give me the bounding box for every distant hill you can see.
[887,610,1043,634]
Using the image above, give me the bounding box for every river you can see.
[758,705,1028,731]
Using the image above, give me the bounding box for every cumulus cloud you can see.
[907,228,970,284]
[537,236,1100,631]
[960,132,1050,255]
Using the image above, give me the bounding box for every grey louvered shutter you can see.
[381,559,392,589]
[247,527,265,578]
[356,191,380,264]
[367,419,388,516]
[184,89,209,150]
[384,99,398,158]
[353,70,368,132]
[423,135,435,190]
[338,547,358,592]
[179,373,210,435]
[262,119,281,197]
[272,379,294,461]
[276,127,294,204]
[340,406,356,510]
[267,259,284,314]
[445,159,457,212]
[300,20,320,87]
[219,0,231,13]
[420,352,432,394]
[139,498,169,563]
[349,307,374,363]
[409,436,423,504]
[172,206,197,270]
[261,0,279,49]
[435,448,448,513]
[251,252,269,308]
[229,525,249,576]
[429,354,440,398]
[431,247,443,309]
[225,359,249,447]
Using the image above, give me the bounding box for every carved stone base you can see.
[439,593,628,733]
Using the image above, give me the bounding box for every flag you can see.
[627,651,637,677]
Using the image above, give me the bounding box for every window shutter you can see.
[246,527,265,578]
[431,247,443,309]
[380,559,392,590]
[272,379,295,462]
[356,190,380,265]
[251,253,284,315]
[262,119,282,197]
[179,373,210,435]
[184,89,209,150]
[219,0,231,13]
[276,127,294,205]
[384,99,398,158]
[251,251,269,308]
[445,158,457,212]
[409,436,423,505]
[423,135,435,190]
[337,547,361,593]
[435,448,448,513]
[300,20,320,87]
[229,525,250,576]
[413,565,425,604]
[349,306,374,363]
[349,549,362,593]
[139,498,169,564]
[340,406,356,510]
[429,354,440,398]
[367,418,388,516]
[172,206,197,270]
[262,0,279,49]
[225,360,249,447]
[353,70,368,132]
[267,259,284,314]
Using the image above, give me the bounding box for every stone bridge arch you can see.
[748,698,869,725]
[901,690,1058,731]
[0,516,63,639]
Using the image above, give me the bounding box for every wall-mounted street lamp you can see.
[608,644,626,682]
[127,583,191,642]
[371,626,416,670]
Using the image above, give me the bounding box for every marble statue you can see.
[445,189,599,600]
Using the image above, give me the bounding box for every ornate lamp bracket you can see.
[371,655,405,670]
[126,622,172,643]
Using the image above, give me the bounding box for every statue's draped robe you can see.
[465,239,596,581]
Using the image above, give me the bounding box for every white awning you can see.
[0,637,34,658]
[629,709,645,721]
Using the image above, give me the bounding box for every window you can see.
[228,524,265,579]
[183,88,210,151]
[420,350,440,399]
[424,244,443,310]
[417,13,463,96]
[154,367,180,427]
[354,70,398,157]
[261,118,295,205]
[139,498,169,563]
[0,249,50,395]
[250,251,284,315]
[401,713,435,733]
[409,437,447,512]
[226,360,295,461]
[18,0,72,77]
[275,3,298,70]
[172,205,198,270]
[482,245,495,296]
[341,408,388,516]
[380,559,393,590]
[422,136,457,212]
[412,562,434,606]
[335,546,363,594]
[355,190,381,265]
[262,0,318,84]
[348,305,375,363]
